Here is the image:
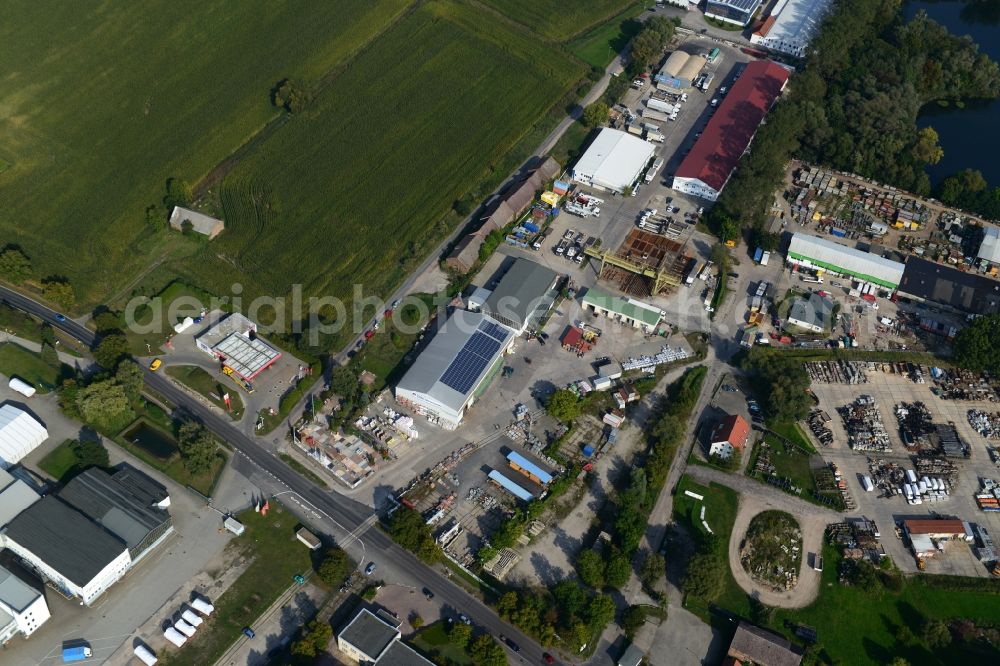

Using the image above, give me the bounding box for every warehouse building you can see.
[196,313,281,382]
[786,233,906,289]
[0,564,50,642]
[581,287,663,333]
[482,258,558,335]
[706,0,763,26]
[977,225,1000,269]
[395,311,514,429]
[655,51,705,89]
[1,496,131,606]
[0,468,40,529]
[751,0,833,57]
[898,256,1000,315]
[572,128,656,194]
[0,464,173,606]
[672,61,789,201]
[168,206,225,240]
[0,405,48,470]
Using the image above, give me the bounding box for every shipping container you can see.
[861,476,874,492]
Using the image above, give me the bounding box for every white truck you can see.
[564,202,598,218]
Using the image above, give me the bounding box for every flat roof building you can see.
[59,467,173,563]
[899,256,1000,315]
[0,472,40,528]
[195,313,281,382]
[0,405,48,469]
[751,0,834,57]
[572,128,656,193]
[482,258,558,335]
[672,61,789,201]
[395,311,514,429]
[977,225,1000,266]
[706,0,763,26]
[337,608,401,663]
[581,287,663,333]
[0,565,50,642]
[787,233,906,289]
[168,206,225,239]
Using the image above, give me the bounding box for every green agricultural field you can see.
[480,0,639,41]
[178,0,582,322]
[0,0,413,306]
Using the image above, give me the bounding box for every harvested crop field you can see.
[177,0,583,307]
[480,0,638,41]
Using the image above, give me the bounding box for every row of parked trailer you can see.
[162,597,215,650]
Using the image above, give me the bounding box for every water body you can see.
[904,0,1000,185]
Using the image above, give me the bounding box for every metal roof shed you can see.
[506,451,553,485]
[488,470,534,502]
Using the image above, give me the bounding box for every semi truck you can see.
[641,107,671,122]
[646,97,677,114]
[62,647,93,662]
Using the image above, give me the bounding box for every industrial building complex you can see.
[898,256,1000,315]
[672,60,789,201]
[571,128,655,194]
[0,464,172,606]
[705,0,763,26]
[0,565,50,643]
[655,50,706,90]
[481,258,559,335]
[786,233,906,289]
[751,0,834,57]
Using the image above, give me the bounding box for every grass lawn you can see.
[550,122,594,169]
[117,416,226,496]
[125,280,216,355]
[37,440,81,483]
[166,364,245,420]
[774,545,1000,665]
[769,419,816,453]
[0,342,68,393]
[411,621,472,666]
[158,505,322,666]
[179,0,583,341]
[351,294,435,392]
[278,453,328,488]
[672,475,751,620]
[0,304,43,343]
[569,5,645,67]
[1,0,414,308]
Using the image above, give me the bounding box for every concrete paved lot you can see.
[810,370,1000,575]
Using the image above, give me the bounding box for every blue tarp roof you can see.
[506,451,553,485]
[488,470,534,502]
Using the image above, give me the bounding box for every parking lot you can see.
[808,365,1000,575]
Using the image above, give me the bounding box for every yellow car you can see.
[149,358,162,371]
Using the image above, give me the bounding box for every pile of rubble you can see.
[895,402,934,449]
[839,395,891,452]
[968,409,1000,438]
[807,410,834,446]
[932,368,1000,402]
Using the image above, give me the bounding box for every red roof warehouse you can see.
[672,60,789,202]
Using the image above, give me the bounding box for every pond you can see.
[122,421,178,460]
[906,0,1000,185]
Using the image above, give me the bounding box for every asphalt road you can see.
[0,285,554,666]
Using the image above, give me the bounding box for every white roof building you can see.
[786,233,905,289]
[0,565,51,642]
[395,310,513,429]
[571,128,655,193]
[0,467,41,528]
[168,206,225,239]
[978,225,1000,266]
[751,0,834,57]
[0,405,48,469]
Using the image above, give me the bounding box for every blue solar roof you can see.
[439,320,508,394]
[506,451,553,485]
[488,470,534,502]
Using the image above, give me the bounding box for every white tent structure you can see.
[0,405,47,469]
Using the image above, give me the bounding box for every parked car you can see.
[543,653,556,664]
[422,587,434,600]
[242,627,256,639]
[499,635,521,652]
[149,358,162,371]
[365,562,377,575]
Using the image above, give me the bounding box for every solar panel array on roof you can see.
[439,319,507,394]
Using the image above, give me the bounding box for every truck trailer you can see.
[133,646,158,666]
[62,647,93,663]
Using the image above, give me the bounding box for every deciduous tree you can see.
[177,421,219,475]
[575,549,605,588]
[0,247,32,284]
[546,388,581,423]
[316,547,351,586]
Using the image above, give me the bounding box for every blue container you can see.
[552,207,561,217]
[582,445,594,457]
[831,227,847,238]
[523,222,540,233]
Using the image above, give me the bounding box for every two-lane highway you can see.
[0,285,556,666]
